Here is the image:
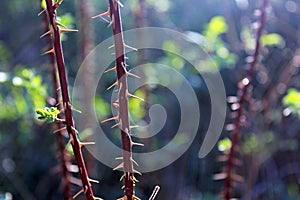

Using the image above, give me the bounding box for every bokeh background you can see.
[1,0,300,199]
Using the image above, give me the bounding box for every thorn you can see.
[56,86,61,91]
[55,21,67,28]
[132,142,144,147]
[107,81,118,90]
[121,185,125,190]
[107,15,114,28]
[113,162,124,171]
[130,125,139,129]
[131,158,139,166]
[124,43,138,51]
[42,48,55,55]
[134,169,142,176]
[71,106,82,113]
[80,142,96,147]
[117,0,124,7]
[71,126,79,133]
[132,175,139,183]
[38,9,46,16]
[72,189,84,199]
[101,116,119,123]
[53,127,67,134]
[115,157,123,160]
[127,93,144,101]
[108,44,115,49]
[40,30,52,38]
[104,66,116,73]
[212,173,227,180]
[60,29,78,33]
[88,177,99,184]
[119,174,125,181]
[94,197,104,200]
[91,10,110,19]
[127,71,141,79]
[111,122,120,129]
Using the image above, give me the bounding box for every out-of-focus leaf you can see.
[261,33,283,46]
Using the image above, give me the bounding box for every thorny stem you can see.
[108,0,135,199]
[44,1,95,199]
[224,0,268,199]
[43,10,72,199]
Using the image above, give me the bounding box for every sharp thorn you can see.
[134,169,142,176]
[104,66,116,73]
[111,122,120,129]
[80,142,96,147]
[107,81,118,90]
[119,174,125,181]
[117,0,124,7]
[72,189,84,199]
[108,44,115,49]
[131,158,139,166]
[38,9,46,16]
[60,29,78,33]
[132,142,144,146]
[94,197,104,200]
[88,177,100,184]
[115,157,123,160]
[130,125,139,129]
[42,48,55,55]
[127,93,144,101]
[113,162,124,171]
[124,43,138,51]
[127,72,141,79]
[91,10,110,19]
[40,30,52,38]
[71,126,79,133]
[101,116,119,123]
[55,21,67,28]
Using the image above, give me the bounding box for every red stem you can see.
[109,0,134,199]
[43,11,72,199]
[224,0,268,199]
[44,1,95,199]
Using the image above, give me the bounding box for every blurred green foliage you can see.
[283,88,300,116]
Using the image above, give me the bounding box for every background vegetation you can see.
[1,0,300,199]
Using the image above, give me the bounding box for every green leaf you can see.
[36,107,60,122]
[217,137,232,152]
[207,16,228,36]
[283,88,300,116]
[260,33,283,46]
